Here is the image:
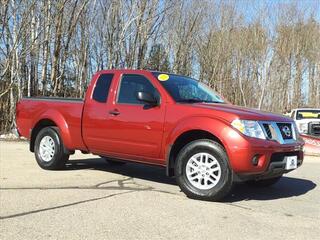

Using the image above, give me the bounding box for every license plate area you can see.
[285,156,297,170]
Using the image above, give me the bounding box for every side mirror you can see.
[136,91,158,106]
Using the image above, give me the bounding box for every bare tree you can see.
[0,0,319,133]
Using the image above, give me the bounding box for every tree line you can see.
[1,0,320,133]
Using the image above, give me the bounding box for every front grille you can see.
[269,151,302,169]
[270,151,299,162]
[263,124,272,139]
[276,123,293,139]
[260,121,296,144]
[309,122,320,136]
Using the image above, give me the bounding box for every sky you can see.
[235,0,320,23]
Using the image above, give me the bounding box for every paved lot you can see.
[0,141,319,240]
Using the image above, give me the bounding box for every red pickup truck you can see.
[16,69,304,201]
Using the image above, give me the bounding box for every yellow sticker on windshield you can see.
[158,74,169,81]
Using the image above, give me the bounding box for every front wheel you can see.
[175,139,233,201]
[34,127,69,170]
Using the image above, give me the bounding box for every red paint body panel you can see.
[16,99,86,151]
[16,69,304,174]
[161,103,304,173]
[301,134,320,156]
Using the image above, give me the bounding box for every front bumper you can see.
[226,133,304,178]
[234,155,303,182]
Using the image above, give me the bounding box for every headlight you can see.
[231,119,266,139]
[297,123,308,134]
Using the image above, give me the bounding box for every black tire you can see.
[175,139,233,201]
[245,176,282,187]
[100,156,126,166]
[34,127,69,170]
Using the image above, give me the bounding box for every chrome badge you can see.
[281,126,292,137]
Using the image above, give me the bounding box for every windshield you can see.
[152,72,225,103]
[296,110,320,120]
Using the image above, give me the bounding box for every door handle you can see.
[109,109,120,116]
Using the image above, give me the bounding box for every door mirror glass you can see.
[136,91,158,105]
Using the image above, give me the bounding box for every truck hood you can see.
[192,103,293,123]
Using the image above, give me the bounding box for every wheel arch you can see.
[30,111,72,152]
[30,119,57,152]
[166,129,226,177]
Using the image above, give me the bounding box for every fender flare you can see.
[164,116,233,175]
[31,109,73,150]
[166,116,230,148]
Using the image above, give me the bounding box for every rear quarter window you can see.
[92,74,114,103]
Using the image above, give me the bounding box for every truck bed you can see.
[16,97,86,150]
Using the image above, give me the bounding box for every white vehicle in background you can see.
[289,108,320,137]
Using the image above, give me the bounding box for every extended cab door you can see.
[83,72,166,163]
[104,73,166,160]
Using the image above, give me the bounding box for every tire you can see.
[34,127,69,170]
[245,176,282,187]
[175,139,233,201]
[100,156,126,166]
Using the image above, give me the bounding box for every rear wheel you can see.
[245,176,282,187]
[175,139,233,201]
[34,127,69,170]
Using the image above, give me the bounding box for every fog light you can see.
[252,155,260,166]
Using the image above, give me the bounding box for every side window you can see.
[118,74,158,104]
[92,74,114,103]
